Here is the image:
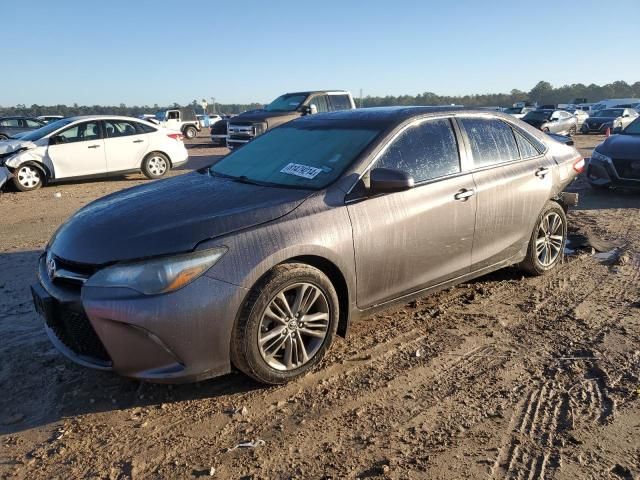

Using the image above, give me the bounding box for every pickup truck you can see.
[154,108,201,139]
[226,90,356,149]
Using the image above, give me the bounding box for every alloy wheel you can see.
[17,166,41,189]
[258,282,330,371]
[535,212,564,267]
[147,156,167,176]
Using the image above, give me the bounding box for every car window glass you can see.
[136,122,156,134]
[514,130,540,159]
[25,119,42,128]
[56,122,101,143]
[167,111,179,120]
[459,117,520,167]
[104,120,140,138]
[309,95,329,113]
[376,118,460,183]
[329,95,351,111]
[0,119,19,127]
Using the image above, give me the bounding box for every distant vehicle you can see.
[154,108,201,139]
[503,106,535,119]
[196,114,210,128]
[0,116,188,191]
[0,116,45,140]
[522,109,577,135]
[587,116,640,190]
[210,119,228,146]
[30,107,583,385]
[226,90,356,149]
[581,108,639,134]
[591,98,640,113]
[37,115,64,124]
[208,114,223,125]
[562,108,589,128]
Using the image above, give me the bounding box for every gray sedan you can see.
[522,109,578,136]
[31,107,583,385]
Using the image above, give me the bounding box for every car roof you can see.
[59,115,151,122]
[292,106,513,128]
[0,115,41,120]
[282,90,349,96]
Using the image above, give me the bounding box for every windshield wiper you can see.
[209,171,267,186]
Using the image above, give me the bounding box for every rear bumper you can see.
[586,156,640,189]
[33,254,248,383]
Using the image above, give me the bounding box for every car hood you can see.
[596,134,640,160]
[49,172,312,265]
[230,110,301,129]
[0,139,36,160]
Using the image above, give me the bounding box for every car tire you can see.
[231,263,339,385]
[519,201,567,276]
[12,164,44,192]
[568,126,577,136]
[542,127,550,133]
[141,152,170,179]
[184,126,197,139]
[0,134,8,141]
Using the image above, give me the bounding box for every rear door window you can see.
[328,94,352,111]
[376,118,461,183]
[459,117,520,168]
[0,119,19,127]
[104,120,141,138]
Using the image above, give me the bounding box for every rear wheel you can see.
[141,152,170,179]
[519,202,567,276]
[184,126,197,139]
[13,164,44,192]
[568,126,577,136]
[231,263,339,384]
[542,127,550,133]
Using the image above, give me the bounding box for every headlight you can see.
[253,122,267,136]
[85,247,227,295]
[591,150,611,164]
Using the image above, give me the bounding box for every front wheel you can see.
[142,152,170,179]
[231,264,339,384]
[519,202,567,276]
[13,165,44,191]
[568,126,577,136]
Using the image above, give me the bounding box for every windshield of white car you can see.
[595,109,623,118]
[18,119,74,141]
[210,123,381,189]
[264,94,307,112]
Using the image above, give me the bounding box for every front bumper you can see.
[586,156,640,189]
[0,166,12,190]
[582,123,613,133]
[33,254,248,383]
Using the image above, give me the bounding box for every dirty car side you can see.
[33,107,582,384]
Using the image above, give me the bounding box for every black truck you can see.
[226,90,356,149]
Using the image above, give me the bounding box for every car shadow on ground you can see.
[569,176,640,210]
[0,250,264,436]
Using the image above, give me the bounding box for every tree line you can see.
[1,81,639,118]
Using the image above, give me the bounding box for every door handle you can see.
[454,188,475,201]
[87,145,101,149]
[535,167,550,178]
[133,139,144,143]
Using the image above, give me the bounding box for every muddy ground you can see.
[0,133,638,480]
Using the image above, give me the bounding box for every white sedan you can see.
[0,115,188,191]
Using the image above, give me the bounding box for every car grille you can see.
[612,158,640,180]
[588,123,601,130]
[47,304,111,362]
[50,255,97,290]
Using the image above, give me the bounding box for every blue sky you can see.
[3,0,639,106]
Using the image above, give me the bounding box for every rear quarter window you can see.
[329,95,352,111]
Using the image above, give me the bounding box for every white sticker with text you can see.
[280,163,323,179]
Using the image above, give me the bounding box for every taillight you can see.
[573,157,585,174]
[167,133,183,141]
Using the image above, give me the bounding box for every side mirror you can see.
[370,168,414,194]
[309,104,318,115]
[623,113,630,118]
[49,135,64,145]
[301,104,318,115]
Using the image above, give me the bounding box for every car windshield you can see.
[622,118,640,135]
[523,111,552,121]
[595,109,623,118]
[210,123,381,189]
[18,118,74,141]
[503,108,522,114]
[264,94,308,112]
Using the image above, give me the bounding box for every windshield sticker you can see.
[280,163,323,179]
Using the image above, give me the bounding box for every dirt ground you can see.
[0,133,638,480]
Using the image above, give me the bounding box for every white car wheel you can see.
[13,165,43,192]
[142,153,170,179]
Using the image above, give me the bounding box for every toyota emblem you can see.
[47,256,57,280]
